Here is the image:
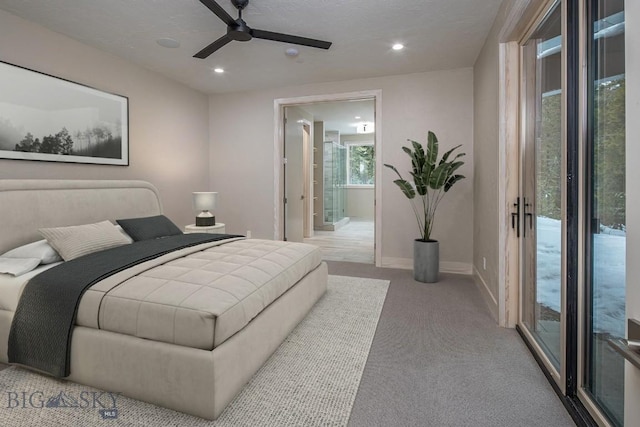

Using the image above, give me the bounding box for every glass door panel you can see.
[584,1,626,424]
[521,2,563,371]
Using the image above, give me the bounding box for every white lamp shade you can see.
[193,192,218,212]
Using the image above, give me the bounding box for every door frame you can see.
[273,90,383,266]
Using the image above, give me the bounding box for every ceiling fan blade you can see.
[194,35,233,58]
[252,29,332,50]
[199,0,236,27]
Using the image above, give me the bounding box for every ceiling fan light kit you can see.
[194,0,332,59]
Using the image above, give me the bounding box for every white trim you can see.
[380,257,472,275]
[473,266,500,322]
[274,90,383,266]
[441,262,473,275]
[380,257,413,270]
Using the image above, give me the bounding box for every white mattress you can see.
[87,239,322,350]
[0,263,62,312]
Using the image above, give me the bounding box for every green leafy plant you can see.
[384,131,465,241]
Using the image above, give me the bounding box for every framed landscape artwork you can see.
[0,61,128,165]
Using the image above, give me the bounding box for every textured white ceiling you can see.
[0,0,503,94]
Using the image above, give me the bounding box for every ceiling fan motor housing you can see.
[228,19,252,41]
[231,0,249,10]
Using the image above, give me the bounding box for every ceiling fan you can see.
[194,0,332,59]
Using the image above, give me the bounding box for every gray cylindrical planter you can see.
[414,239,439,283]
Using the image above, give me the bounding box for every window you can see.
[346,142,374,186]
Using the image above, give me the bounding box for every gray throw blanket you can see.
[8,233,241,377]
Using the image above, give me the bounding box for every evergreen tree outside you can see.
[594,78,625,229]
[538,92,562,220]
[347,143,375,185]
[537,78,625,230]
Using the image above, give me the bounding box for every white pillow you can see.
[39,220,131,261]
[2,239,62,265]
[0,257,41,277]
[115,225,134,243]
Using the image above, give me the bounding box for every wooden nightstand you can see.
[184,223,226,234]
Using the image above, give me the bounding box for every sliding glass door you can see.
[520,0,564,378]
[517,1,627,425]
[583,0,626,424]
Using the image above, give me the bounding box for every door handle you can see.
[522,200,534,237]
[525,212,533,229]
[524,202,534,229]
[511,197,521,238]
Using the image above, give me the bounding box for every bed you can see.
[0,179,328,420]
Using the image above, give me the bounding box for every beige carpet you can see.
[327,262,576,427]
[0,275,389,427]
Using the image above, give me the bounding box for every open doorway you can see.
[280,96,377,264]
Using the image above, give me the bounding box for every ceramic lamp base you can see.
[196,211,215,226]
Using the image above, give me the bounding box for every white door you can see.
[283,106,305,242]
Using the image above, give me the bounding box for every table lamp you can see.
[193,192,218,226]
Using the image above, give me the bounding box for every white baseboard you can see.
[472,266,499,322]
[380,257,472,275]
[380,257,413,270]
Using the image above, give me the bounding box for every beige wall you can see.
[472,1,515,311]
[209,69,474,268]
[0,10,210,229]
[346,188,374,220]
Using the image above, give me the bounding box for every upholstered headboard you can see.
[0,180,163,254]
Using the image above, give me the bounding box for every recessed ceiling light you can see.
[156,38,180,48]
[355,116,361,119]
[392,43,404,51]
[213,68,224,74]
[285,48,299,57]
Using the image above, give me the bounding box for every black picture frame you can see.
[0,60,129,166]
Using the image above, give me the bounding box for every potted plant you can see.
[384,131,465,283]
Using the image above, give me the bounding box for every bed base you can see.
[1,262,327,420]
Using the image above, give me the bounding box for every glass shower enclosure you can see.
[323,141,347,225]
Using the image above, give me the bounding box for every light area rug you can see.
[0,275,389,427]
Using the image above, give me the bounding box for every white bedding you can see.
[0,262,62,311]
[3,238,322,352]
